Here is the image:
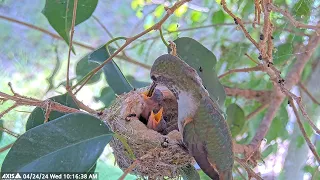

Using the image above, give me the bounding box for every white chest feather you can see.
[177,91,198,134]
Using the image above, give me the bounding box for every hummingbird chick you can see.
[147,107,167,133]
[140,85,168,133]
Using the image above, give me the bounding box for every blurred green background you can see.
[0,0,319,179]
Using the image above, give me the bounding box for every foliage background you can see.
[0,0,319,179]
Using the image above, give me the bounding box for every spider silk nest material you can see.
[101,86,194,179]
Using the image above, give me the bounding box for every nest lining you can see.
[101,86,194,179]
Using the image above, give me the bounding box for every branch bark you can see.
[250,30,320,148]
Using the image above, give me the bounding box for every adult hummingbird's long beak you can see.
[147,107,166,132]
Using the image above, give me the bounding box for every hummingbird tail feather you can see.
[219,170,233,180]
[193,153,219,180]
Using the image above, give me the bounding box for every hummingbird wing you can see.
[182,96,234,180]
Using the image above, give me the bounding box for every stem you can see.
[159,28,169,47]
[66,0,78,89]
[71,0,191,93]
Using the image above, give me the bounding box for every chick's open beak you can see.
[147,107,164,130]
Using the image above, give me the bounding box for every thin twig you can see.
[0,14,94,50]
[67,90,96,114]
[127,22,253,50]
[92,15,121,48]
[246,103,269,120]
[289,98,320,164]
[118,160,140,180]
[224,86,271,103]
[0,91,81,114]
[0,143,14,153]
[220,0,259,49]
[72,0,191,93]
[235,157,263,180]
[0,127,20,138]
[268,3,320,33]
[66,0,78,89]
[0,103,18,119]
[235,166,247,180]
[0,14,149,69]
[298,82,320,105]
[218,65,262,79]
[92,15,151,70]
[244,53,259,64]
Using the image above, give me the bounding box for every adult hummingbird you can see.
[150,54,234,180]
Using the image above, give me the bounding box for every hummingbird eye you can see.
[151,75,157,81]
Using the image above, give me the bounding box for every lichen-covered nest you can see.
[101,86,194,179]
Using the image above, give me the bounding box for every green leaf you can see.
[226,103,245,137]
[191,11,202,22]
[42,0,98,50]
[296,135,305,148]
[94,87,116,108]
[126,75,150,88]
[293,0,311,17]
[178,164,200,180]
[0,119,3,141]
[274,43,293,65]
[198,170,212,180]
[26,93,79,131]
[262,143,278,158]
[2,113,113,172]
[76,54,102,85]
[211,10,225,24]
[88,45,133,95]
[266,103,289,141]
[171,37,226,106]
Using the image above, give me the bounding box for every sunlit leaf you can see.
[168,23,179,32]
[131,0,144,10]
[26,93,79,131]
[2,113,113,172]
[42,0,98,51]
[88,45,133,95]
[154,5,165,18]
[191,11,202,22]
[174,4,188,17]
[172,37,226,106]
[293,0,311,17]
[226,103,245,137]
[211,10,225,24]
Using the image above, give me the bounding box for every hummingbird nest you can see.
[101,86,194,179]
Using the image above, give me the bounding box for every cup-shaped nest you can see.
[102,86,194,179]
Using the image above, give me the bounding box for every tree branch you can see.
[0,91,81,114]
[0,143,14,153]
[72,0,191,92]
[224,86,271,103]
[0,14,149,69]
[0,127,20,138]
[218,65,262,79]
[221,0,259,49]
[268,4,320,33]
[66,0,78,89]
[298,82,320,105]
[250,29,320,149]
[246,103,269,120]
[289,98,320,164]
